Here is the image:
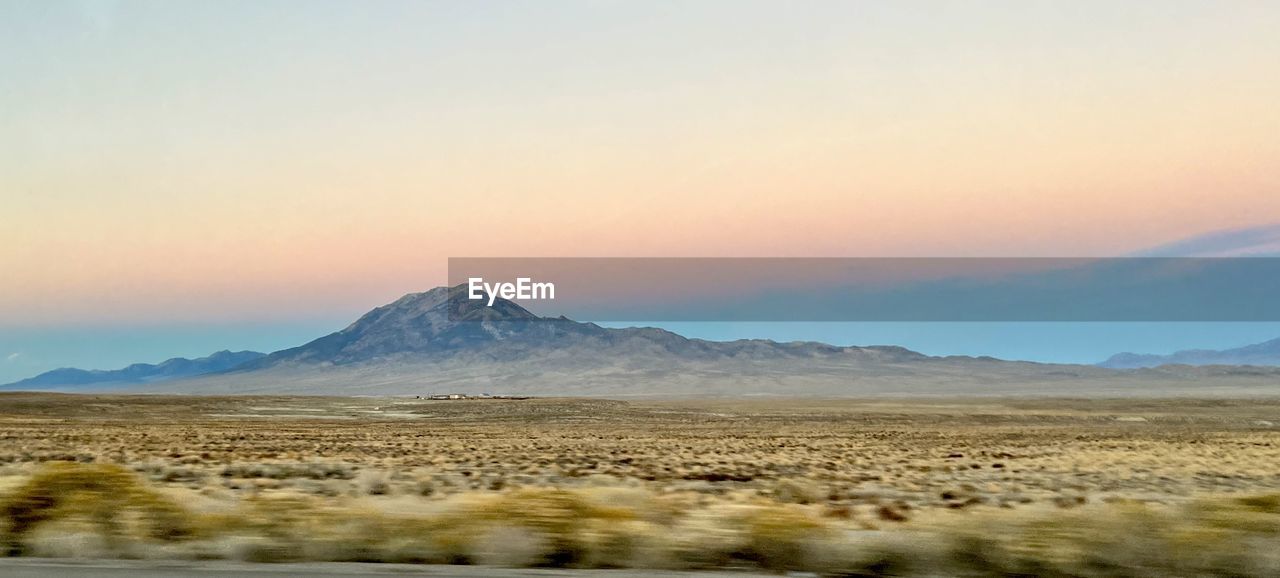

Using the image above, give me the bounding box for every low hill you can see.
[2,350,265,391]
[1100,338,1280,369]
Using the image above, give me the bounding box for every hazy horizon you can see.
[3,1,1279,382]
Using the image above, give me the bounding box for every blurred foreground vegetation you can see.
[3,462,1279,576]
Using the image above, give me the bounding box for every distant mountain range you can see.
[144,286,1280,396]
[8,283,1280,396]
[2,350,264,390]
[192,285,961,396]
[1099,338,1280,369]
[239,285,930,367]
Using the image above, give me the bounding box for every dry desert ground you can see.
[1,393,1279,576]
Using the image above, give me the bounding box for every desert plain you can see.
[1,393,1279,576]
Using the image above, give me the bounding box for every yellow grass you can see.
[1,394,1279,574]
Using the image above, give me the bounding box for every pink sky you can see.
[2,1,1278,325]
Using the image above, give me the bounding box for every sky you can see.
[2,1,1280,382]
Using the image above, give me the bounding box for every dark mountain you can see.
[3,350,265,390]
[1100,338,1280,369]
[176,285,1164,396]
[233,285,926,371]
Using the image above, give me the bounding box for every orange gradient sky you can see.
[2,0,1279,325]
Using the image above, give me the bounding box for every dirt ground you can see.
[2,394,1277,507]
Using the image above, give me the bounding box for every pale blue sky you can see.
[3,1,1279,382]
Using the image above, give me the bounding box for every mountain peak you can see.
[357,284,539,328]
[256,285,560,366]
[238,285,930,371]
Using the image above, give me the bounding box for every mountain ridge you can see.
[13,285,1280,396]
[161,285,1166,396]
[225,284,931,373]
[1099,337,1280,369]
[2,350,265,390]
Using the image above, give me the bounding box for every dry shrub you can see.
[737,503,831,571]
[220,462,355,481]
[448,487,640,567]
[194,494,442,564]
[5,461,1280,576]
[668,502,832,572]
[919,495,1280,577]
[814,530,941,577]
[355,470,391,496]
[773,478,823,504]
[414,478,436,497]
[23,523,111,559]
[577,518,672,569]
[0,462,192,556]
[667,505,743,568]
[468,526,549,566]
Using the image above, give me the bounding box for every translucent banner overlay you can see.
[447,258,1280,322]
